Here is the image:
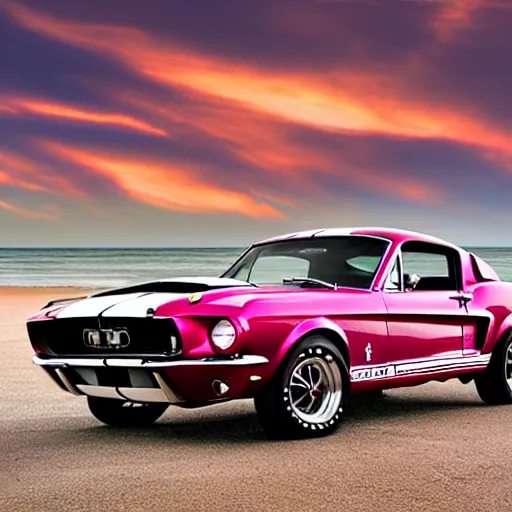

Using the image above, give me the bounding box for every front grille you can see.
[28,317,181,357]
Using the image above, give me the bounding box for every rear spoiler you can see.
[43,296,87,309]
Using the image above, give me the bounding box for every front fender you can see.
[273,317,349,370]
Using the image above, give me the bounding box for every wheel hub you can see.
[505,343,512,390]
[288,355,342,424]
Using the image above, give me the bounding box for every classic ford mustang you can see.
[27,228,512,438]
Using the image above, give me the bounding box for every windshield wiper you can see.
[282,277,336,289]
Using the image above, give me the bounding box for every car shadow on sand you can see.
[71,390,488,445]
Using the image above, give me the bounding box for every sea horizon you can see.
[2,245,512,249]
[2,246,512,288]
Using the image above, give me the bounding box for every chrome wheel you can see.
[288,355,343,424]
[505,343,512,390]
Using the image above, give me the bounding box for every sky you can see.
[1,0,512,247]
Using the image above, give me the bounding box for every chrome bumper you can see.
[34,354,268,404]
[33,354,268,368]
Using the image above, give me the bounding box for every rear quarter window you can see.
[470,254,500,282]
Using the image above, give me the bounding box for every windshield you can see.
[222,236,390,289]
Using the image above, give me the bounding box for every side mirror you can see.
[405,273,421,291]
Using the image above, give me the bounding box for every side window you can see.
[402,252,449,277]
[401,242,460,291]
[384,258,401,291]
[248,256,310,284]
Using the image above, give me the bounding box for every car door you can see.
[382,242,468,366]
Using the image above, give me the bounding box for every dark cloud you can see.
[13,0,438,71]
[1,0,512,244]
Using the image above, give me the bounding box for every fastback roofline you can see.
[256,226,461,252]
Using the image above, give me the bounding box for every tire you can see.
[87,397,169,427]
[254,335,349,440]
[474,333,512,405]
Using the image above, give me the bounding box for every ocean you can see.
[1,247,512,288]
[0,248,243,288]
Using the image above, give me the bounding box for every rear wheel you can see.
[255,335,349,439]
[87,396,169,426]
[474,334,512,405]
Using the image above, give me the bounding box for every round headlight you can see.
[211,319,236,350]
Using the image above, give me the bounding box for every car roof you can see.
[256,227,462,251]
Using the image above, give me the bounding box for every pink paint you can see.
[26,227,512,409]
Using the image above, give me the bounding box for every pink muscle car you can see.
[27,228,512,439]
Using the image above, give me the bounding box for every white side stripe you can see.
[350,354,491,382]
[396,355,491,376]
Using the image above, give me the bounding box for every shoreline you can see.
[0,286,98,296]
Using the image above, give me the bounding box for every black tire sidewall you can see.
[491,334,512,398]
[475,333,512,404]
[87,396,168,426]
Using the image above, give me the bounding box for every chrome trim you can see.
[506,342,512,391]
[73,381,181,403]
[77,384,172,403]
[117,387,169,403]
[372,241,399,291]
[288,354,343,425]
[396,354,490,375]
[75,384,119,399]
[212,379,230,396]
[55,368,82,396]
[33,354,269,368]
[153,372,183,402]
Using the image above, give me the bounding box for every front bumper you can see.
[34,354,269,404]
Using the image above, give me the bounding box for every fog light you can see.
[212,379,230,396]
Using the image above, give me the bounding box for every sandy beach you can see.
[2,287,512,512]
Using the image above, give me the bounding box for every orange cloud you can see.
[3,0,512,161]
[432,0,512,43]
[0,199,59,220]
[120,92,443,205]
[0,104,18,114]
[0,149,84,198]
[0,171,45,192]
[123,94,326,174]
[40,141,286,218]
[2,95,166,136]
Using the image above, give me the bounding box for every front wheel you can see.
[87,397,169,427]
[474,334,512,405]
[255,336,349,439]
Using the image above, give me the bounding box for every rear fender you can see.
[489,314,512,353]
[274,317,350,370]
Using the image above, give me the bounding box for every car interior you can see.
[393,242,462,292]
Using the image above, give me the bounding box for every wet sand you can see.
[1,288,512,511]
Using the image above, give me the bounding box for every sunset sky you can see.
[1,0,512,246]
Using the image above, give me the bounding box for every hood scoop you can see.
[90,277,252,298]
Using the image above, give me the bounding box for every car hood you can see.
[34,276,372,321]
[40,277,252,319]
